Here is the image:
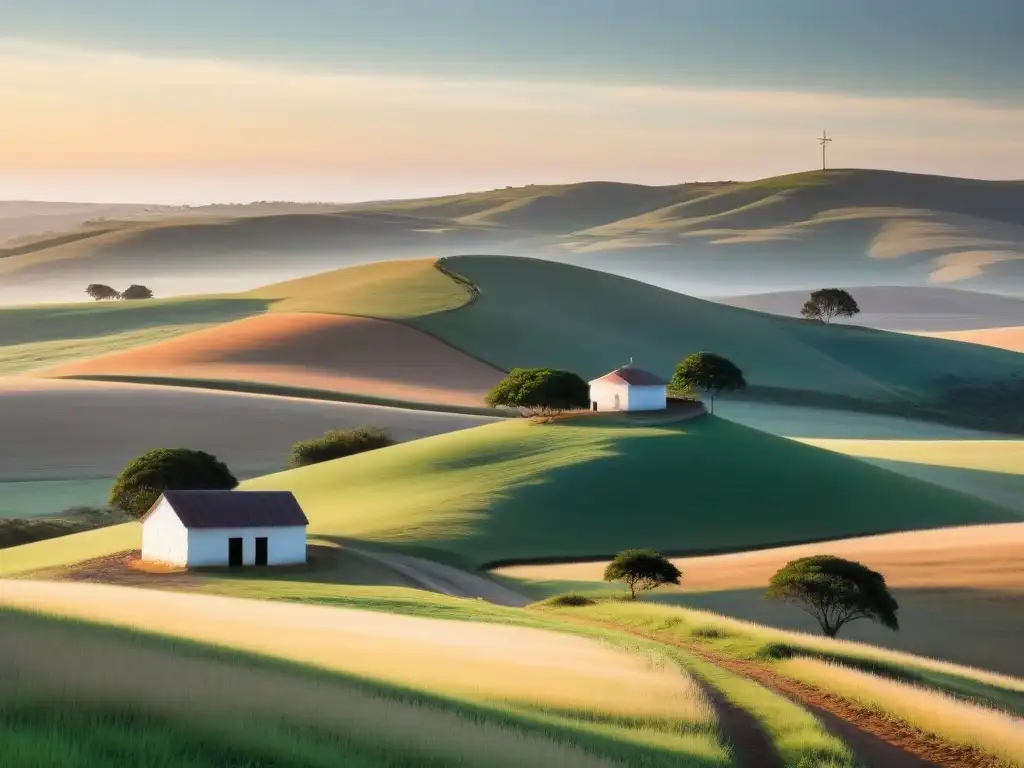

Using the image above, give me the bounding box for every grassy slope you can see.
[5,416,1016,576]
[243,258,474,318]
[0,296,267,375]
[412,255,1024,408]
[6,170,1024,299]
[241,417,1017,567]
[0,595,730,768]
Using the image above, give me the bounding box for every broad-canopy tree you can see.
[86,283,120,301]
[766,555,899,638]
[800,289,860,324]
[289,426,396,468]
[120,284,154,300]
[671,352,746,414]
[603,549,682,599]
[109,448,238,519]
[485,367,589,415]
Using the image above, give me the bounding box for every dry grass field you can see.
[0,610,622,768]
[498,523,1024,677]
[775,657,1024,765]
[43,312,505,407]
[0,581,708,720]
[909,325,1024,352]
[0,585,731,767]
[0,378,493,517]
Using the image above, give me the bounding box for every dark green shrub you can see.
[109,448,237,518]
[541,593,597,607]
[288,426,396,468]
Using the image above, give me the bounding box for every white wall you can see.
[626,385,667,411]
[186,526,307,567]
[589,380,628,411]
[141,498,189,566]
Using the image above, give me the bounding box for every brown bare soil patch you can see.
[43,312,506,407]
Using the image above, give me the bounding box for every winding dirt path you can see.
[620,627,998,768]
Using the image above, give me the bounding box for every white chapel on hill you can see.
[588,362,668,412]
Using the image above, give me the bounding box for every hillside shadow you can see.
[430,419,1019,567]
[852,458,1024,514]
[652,586,1024,680]
[714,400,999,440]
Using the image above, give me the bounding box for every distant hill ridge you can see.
[3,168,1024,303]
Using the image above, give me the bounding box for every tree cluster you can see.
[86,283,154,301]
[485,368,590,415]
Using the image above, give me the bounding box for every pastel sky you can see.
[2,0,1023,203]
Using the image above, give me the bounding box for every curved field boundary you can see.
[56,375,511,418]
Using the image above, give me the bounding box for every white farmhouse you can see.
[141,490,308,568]
[588,365,668,412]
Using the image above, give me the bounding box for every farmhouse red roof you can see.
[589,366,668,387]
[149,490,309,529]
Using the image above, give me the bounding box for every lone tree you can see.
[109,448,238,518]
[120,284,154,300]
[289,426,396,468]
[800,289,860,324]
[604,549,682,599]
[86,283,120,301]
[671,352,746,414]
[485,367,589,416]
[767,555,899,638]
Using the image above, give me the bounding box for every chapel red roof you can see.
[589,365,668,387]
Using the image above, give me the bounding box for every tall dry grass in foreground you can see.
[777,657,1024,766]
[0,614,618,768]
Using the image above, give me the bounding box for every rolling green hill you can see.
[411,255,1023,429]
[3,416,1016,577]
[240,417,1018,567]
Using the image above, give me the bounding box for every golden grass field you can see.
[498,523,1024,594]
[0,581,709,722]
[498,523,1024,676]
[42,312,505,407]
[910,325,1024,352]
[776,657,1024,765]
[0,610,617,768]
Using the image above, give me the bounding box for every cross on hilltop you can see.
[818,130,833,171]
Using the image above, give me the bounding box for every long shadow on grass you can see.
[652,587,1024,692]
[0,607,726,768]
[411,419,1017,568]
[848,458,1024,514]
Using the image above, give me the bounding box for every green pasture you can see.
[411,256,1023,411]
[241,417,1015,567]
[243,258,473,318]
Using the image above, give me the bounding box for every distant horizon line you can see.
[3,166,1022,207]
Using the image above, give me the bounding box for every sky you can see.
[1,0,1023,204]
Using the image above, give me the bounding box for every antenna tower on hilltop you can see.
[818,129,833,171]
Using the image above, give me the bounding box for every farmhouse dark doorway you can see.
[228,537,243,567]
[591,401,597,411]
[255,537,268,566]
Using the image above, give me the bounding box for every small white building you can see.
[588,365,668,412]
[141,490,308,568]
